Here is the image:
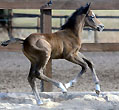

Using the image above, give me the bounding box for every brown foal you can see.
[1,3,104,105]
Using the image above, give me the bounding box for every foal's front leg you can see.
[65,53,88,89]
[65,52,100,95]
[78,52,100,94]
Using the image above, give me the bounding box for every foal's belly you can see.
[51,49,64,59]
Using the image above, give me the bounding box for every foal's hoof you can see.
[1,42,8,46]
[37,100,43,105]
[63,91,67,95]
[95,84,100,95]
[65,79,76,89]
[65,82,71,89]
[95,90,100,95]
[59,82,67,93]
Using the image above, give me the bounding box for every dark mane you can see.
[61,6,85,30]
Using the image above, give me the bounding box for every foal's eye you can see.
[90,16,94,19]
[88,16,95,20]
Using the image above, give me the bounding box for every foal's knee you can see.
[87,59,94,65]
[84,58,94,68]
[88,60,95,69]
[82,63,88,73]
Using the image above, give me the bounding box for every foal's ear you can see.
[83,2,91,14]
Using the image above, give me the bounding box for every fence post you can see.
[37,16,40,33]
[94,30,98,43]
[40,9,52,92]
[7,9,13,39]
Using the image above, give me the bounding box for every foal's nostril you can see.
[100,24,104,29]
[97,24,104,31]
[101,25,104,28]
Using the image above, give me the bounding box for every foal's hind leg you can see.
[36,68,67,93]
[28,64,43,105]
[35,55,67,93]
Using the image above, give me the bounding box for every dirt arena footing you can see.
[0,92,119,110]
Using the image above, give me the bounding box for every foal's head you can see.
[84,3,104,31]
[61,3,104,32]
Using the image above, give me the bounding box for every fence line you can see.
[0,12,119,43]
[1,13,118,32]
[0,13,119,32]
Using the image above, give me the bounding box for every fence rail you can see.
[1,13,118,32]
[1,43,119,52]
[0,12,119,44]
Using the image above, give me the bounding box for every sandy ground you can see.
[0,51,119,92]
[0,51,119,109]
[0,92,119,110]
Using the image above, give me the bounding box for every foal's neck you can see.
[73,17,85,38]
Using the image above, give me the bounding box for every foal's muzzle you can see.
[97,24,104,32]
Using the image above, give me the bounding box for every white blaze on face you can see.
[92,12,96,18]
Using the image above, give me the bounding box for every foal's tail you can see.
[1,38,24,46]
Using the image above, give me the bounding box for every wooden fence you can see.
[5,13,119,31]
[0,0,119,92]
[1,12,119,45]
[1,13,119,43]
